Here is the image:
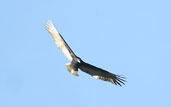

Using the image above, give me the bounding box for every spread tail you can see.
[66,63,79,76]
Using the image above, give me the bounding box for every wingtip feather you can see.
[45,20,55,30]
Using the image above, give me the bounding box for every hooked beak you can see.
[76,58,81,63]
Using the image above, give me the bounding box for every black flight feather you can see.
[78,60,126,86]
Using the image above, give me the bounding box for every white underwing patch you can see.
[93,75,100,79]
[46,20,73,61]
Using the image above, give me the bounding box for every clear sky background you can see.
[0,0,171,107]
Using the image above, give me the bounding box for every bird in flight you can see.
[45,20,126,86]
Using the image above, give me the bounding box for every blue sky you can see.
[1,0,171,107]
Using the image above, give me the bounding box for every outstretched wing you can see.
[45,20,76,61]
[78,61,126,86]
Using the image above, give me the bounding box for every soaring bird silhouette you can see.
[45,21,126,86]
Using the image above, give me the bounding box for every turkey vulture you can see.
[45,20,126,86]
